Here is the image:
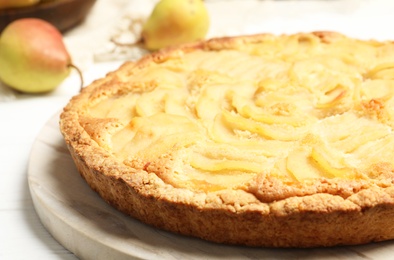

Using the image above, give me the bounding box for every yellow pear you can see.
[141,0,210,51]
[0,18,76,93]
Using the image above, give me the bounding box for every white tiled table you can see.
[2,0,394,259]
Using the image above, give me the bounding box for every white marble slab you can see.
[27,113,394,259]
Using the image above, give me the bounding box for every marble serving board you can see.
[27,113,394,259]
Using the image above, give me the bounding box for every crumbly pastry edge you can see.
[59,31,394,248]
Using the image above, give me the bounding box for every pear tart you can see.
[60,32,394,248]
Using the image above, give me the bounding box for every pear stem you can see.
[68,63,84,92]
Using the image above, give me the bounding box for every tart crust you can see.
[60,32,394,247]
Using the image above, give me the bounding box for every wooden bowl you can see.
[0,0,96,33]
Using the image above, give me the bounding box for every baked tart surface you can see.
[60,32,394,247]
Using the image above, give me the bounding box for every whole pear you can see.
[0,0,40,9]
[0,18,72,93]
[141,0,209,51]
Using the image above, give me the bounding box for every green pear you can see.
[141,0,210,51]
[0,18,72,93]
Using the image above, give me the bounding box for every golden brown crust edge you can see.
[60,31,394,248]
[64,139,394,247]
